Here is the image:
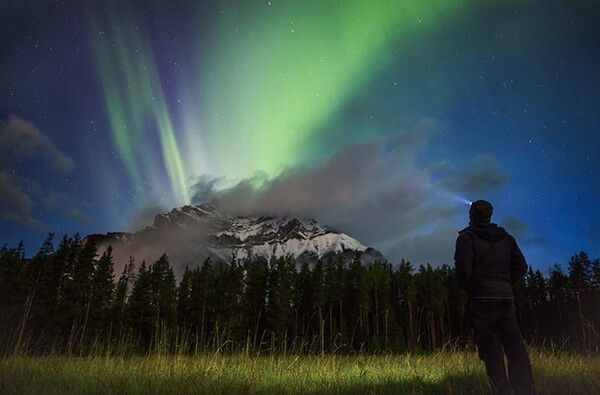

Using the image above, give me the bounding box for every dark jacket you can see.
[454,223,528,298]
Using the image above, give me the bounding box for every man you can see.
[454,200,536,395]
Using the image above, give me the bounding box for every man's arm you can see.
[454,232,474,291]
[510,239,528,285]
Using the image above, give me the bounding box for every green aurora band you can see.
[90,6,190,205]
[197,0,472,181]
[89,0,513,207]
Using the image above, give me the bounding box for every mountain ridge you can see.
[85,203,386,275]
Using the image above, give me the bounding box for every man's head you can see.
[469,200,493,225]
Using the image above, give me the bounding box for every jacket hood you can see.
[461,223,507,242]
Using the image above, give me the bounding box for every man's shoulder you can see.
[456,227,475,243]
[457,226,473,236]
[458,226,471,234]
[503,230,517,244]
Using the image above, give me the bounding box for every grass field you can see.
[1,349,599,394]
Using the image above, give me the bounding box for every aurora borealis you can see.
[1,0,599,269]
[89,0,480,203]
[89,4,189,205]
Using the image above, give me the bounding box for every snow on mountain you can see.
[85,203,385,275]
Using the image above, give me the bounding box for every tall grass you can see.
[1,348,599,394]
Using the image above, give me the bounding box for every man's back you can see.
[454,222,527,298]
[454,200,535,395]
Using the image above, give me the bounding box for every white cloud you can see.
[439,154,507,195]
[188,118,511,266]
[0,115,74,172]
[65,207,93,228]
[0,114,89,230]
[0,172,44,229]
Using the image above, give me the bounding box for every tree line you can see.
[0,233,598,355]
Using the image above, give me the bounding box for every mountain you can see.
[85,203,385,275]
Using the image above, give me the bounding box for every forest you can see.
[1,233,599,355]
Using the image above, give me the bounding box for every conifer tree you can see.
[177,266,193,332]
[311,259,327,354]
[568,252,593,299]
[294,261,313,351]
[112,257,135,340]
[395,259,416,350]
[189,257,215,352]
[547,264,570,345]
[442,265,468,342]
[65,239,96,350]
[414,264,447,349]
[592,259,600,293]
[38,235,79,343]
[149,254,178,350]
[267,256,296,351]
[0,242,25,350]
[210,259,244,349]
[346,255,369,349]
[88,246,115,338]
[128,261,154,348]
[324,256,346,348]
[14,233,54,352]
[367,261,392,350]
[3,224,600,355]
[242,258,269,351]
[567,252,595,349]
[519,268,548,341]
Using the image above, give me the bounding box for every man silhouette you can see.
[454,200,536,395]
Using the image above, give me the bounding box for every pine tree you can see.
[592,258,600,294]
[311,259,326,354]
[88,246,115,339]
[568,252,595,349]
[65,239,96,350]
[414,264,447,349]
[294,261,313,352]
[177,266,193,332]
[210,259,244,350]
[395,259,416,350]
[112,257,135,341]
[324,256,346,349]
[149,254,178,351]
[442,265,468,343]
[14,233,54,352]
[189,257,215,352]
[128,261,154,349]
[242,258,269,351]
[548,264,570,345]
[346,254,369,350]
[0,241,25,351]
[520,268,548,341]
[38,235,79,345]
[568,252,593,299]
[367,261,392,351]
[267,256,296,352]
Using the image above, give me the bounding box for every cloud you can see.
[213,118,437,219]
[128,205,169,231]
[0,172,44,229]
[189,174,223,205]
[187,118,509,266]
[499,215,528,239]
[439,154,507,195]
[0,114,87,230]
[0,115,74,172]
[65,207,93,228]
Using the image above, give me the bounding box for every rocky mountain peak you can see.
[86,203,386,275]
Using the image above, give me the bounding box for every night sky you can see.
[1,0,599,271]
